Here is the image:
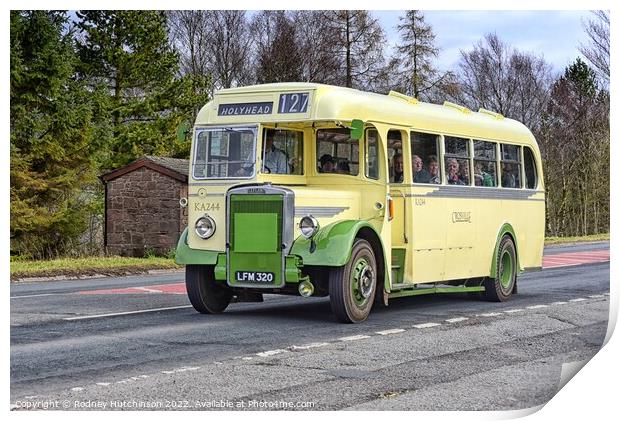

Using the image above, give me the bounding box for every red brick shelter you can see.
[100,156,189,257]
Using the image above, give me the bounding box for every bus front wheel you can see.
[484,236,517,302]
[329,239,377,323]
[186,265,232,314]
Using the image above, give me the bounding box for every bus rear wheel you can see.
[484,236,517,302]
[186,265,232,314]
[329,239,377,323]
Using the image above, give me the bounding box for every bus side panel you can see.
[443,197,475,281]
[409,195,447,283]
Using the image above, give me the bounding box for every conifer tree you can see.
[76,10,203,168]
[10,11,99,257]
[394,10,445,99]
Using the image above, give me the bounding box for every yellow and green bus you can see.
[176,83,545,323]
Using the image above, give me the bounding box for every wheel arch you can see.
[490,223,521,279]
[355,226,387,300]
[291,220,388,290]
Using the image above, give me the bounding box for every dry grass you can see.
[545,233,609,245]
[10,256,180,280]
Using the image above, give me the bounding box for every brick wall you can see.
[106,167,186,257]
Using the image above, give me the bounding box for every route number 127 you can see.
[278,93,309,114]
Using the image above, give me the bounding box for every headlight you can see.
[195,215,216,239]
[299,215,319,239]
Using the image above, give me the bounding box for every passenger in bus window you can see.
[263,131,288,174]
[428,156,440,184]
[337,160,350,174]
[446,158,465,185]
[413,154,431,183]
[319,154,336,173]
[459,160,470,185]
[474,162,494,186]
[501,163,516,188]
[391,153,404,183]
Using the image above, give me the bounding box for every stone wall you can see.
[106,167,186,257]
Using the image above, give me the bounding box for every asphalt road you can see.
[10,242,611,411]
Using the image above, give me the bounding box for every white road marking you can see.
[242,357,253,361]
[478,312,503,317]
[338,334,371,341]
[412,322,442,329]
[551,301,568,305]
[10,292,72,299]
[256,349,289,357]
[70,387,83,392]
[135,286,165,293]
[526,305,548,309]
[588,294,605,299]
[96,383,111,386]
[504,309,525,313]
[445,317,469,323]
[569,298,587,302]
[62,305,193,320]
[376,328,406,335]
[289,342,330,350]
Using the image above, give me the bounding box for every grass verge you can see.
[545,233,609,245]
[10,256,180,281]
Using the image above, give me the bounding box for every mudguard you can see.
[290,220,384,267]
[490,223,522,278]
[175,227,219,265]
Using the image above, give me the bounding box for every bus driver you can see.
[262,131,288,174]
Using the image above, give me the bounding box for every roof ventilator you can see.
[478,108,505,120]
[388,91,420,105]
[442,101,471,114]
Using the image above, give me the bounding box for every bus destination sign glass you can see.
[278,92,310,114]
[218,102,273,116]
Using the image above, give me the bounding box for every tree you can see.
[10,11,100,257]
[322,10,387,89]
[453,33,552,131]
[167,11,213,97]
[539,58,609,236]
[203,10,253,90]
[76,11,203,168]
[252,11,303,84]
[291,11,341,85]
[579,10,609,86]
[393,10,451,100]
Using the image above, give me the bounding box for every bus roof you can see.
[196,82,536,145]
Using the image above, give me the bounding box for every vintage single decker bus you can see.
[176,83,545,323]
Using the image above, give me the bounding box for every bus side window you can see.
[473,140,497,187]
[411,131,441,184]
[523,146,538,189]
[387,130,403,183]
[501,144,522,188]
[316,128,359,176]
[444,136,470,185]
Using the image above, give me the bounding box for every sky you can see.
[374,10,594,74]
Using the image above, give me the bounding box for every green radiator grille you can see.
[229,195,283,251]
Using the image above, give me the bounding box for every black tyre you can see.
[186,265,233,314]
[329,239,377,323]
[484,235,517,302]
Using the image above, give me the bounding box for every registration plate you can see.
[235,271,275,283]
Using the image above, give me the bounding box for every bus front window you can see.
[261,129,304,175]
[193,127,256,179]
